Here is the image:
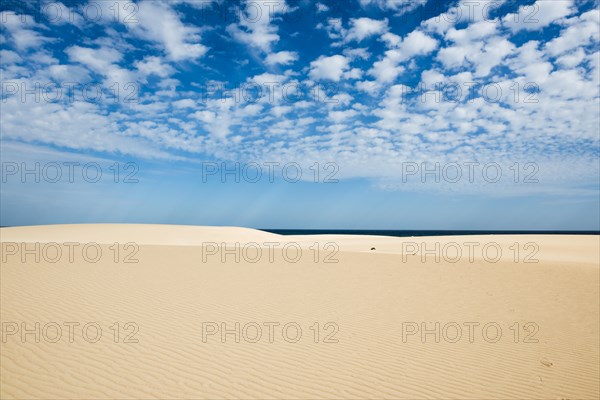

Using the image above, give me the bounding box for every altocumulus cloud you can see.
[0,0,599,195]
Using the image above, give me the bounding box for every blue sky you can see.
[1,0,599,229]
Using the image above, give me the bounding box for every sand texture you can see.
[1,225,599,399]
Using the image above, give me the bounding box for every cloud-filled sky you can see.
[1,0,599,229]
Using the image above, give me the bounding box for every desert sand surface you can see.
[1,224,599,399]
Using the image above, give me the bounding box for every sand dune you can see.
[0,224,281,245]
[1,225,598,399]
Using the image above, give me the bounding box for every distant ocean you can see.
[1,227,598,237]
[262,230,600,237]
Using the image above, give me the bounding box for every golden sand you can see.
[1,225,598,399]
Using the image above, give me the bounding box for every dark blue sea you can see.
[262,230,600,237]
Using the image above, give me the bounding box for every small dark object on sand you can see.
[371,247,376,251]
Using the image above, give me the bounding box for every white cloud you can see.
[356,79,383,94]
[227,0,288,53]
[318,18,345,42]
[369,30,438,82]
[503,0,574,32]
[369,52,405,83]
[400,30,439,55]
[66,45,135,84]
[438,21,514,77]
[309,55,350,81]
[0,50,22,64]
[271,105,292,117]
[320,17,388,45]
[135,56,176,78]
[346,17,388,42]
[506,41,552,84]
[381,32,401,47]
[43,2,85,27]
[65,45,119,68]
[316,3,329,13]
[172,99,196,109]
[329,109,358,123]
[445,20,497,42]
[265,51,299,65]
[248,72,289,86]
[344,68,363,80]
[191,101,233,139]
[545,10,600,57]
[555,48,586,68]
[421,0,509,36]
[343,48,371,61]
[0,98,169,158]
[127,0,207,61]
[359,0,428,14]
[45,64,90,82]
[0,12,50,50]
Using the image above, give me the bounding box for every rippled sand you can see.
[1,225,598,399]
